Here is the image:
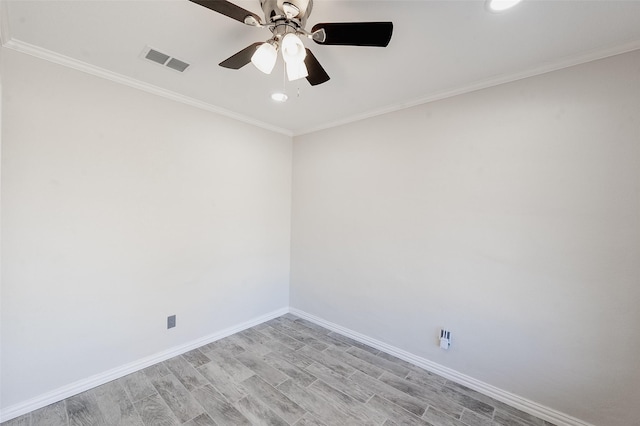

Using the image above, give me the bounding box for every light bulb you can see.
[281,33,306,64]
[286,60,308,81]
[251,42,277,74]
[486,0,522,12]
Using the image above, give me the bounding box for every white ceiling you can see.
[2,0,640,135]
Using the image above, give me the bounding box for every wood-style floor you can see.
[1,314,555,426]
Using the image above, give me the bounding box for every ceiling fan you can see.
[189,0,393,86]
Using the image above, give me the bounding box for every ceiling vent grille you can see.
[142,47,190,73]
[166,58,190,72]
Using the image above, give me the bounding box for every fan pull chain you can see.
[282,63,287,94]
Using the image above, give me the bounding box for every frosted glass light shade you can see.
[281,33,306,64]
[251,42,278,74]
[286,60,308,81]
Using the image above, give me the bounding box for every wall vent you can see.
[142,47,190,73]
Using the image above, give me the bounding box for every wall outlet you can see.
[167,315,176,329]
[439,329,451,349]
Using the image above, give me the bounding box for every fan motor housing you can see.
[260,0,312,27]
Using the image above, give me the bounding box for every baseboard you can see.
[289,308,595,426]
[0,307,288,423]
[1,306,595,426]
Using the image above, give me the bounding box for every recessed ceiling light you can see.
[271,92,288,102]
[486,0,522,12]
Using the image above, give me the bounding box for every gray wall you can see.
[290,50,640,426]
[1,48,292,408]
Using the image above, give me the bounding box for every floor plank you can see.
[243,376,307,424]
[206,348,256,382]
[92,380,144,426]
[181,349,211,369]
[262,351,318,387]
[345,347,411,378]
[164,355,209,391]
[191,384,252,425]
[31,401,67,426]
[234,394,289,426]
[66,391,109,426]
[183,413,217,426]
[309,380,385,425]
[133,393,180,426]
[304,362,374,403]
[322,346,386,379]
[119,371,158,403]
[297,346,357,378]
[235,351,289,387]
[378,372,465,419]
[197,359,250,402]
[365,394,432,426]
[350,371,428,417]
[1,417,30,426]
[258,326,306,351]
[151,373,205,423]
[277,379,359,426]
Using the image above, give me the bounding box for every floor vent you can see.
[142,47,190,72]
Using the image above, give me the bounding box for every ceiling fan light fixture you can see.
[486,0,522,12]
[282,2,300,19]
[251,41,278,74]
[281,33,306,64]
[189,0,394,87]
[286,60,309,81]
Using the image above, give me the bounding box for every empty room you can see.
[1,1,639,426]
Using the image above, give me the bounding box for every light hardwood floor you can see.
[1,314,555,426]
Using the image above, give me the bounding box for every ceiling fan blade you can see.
[189,0,262,25]
[304,49,330,86]
[219,42,262,69]
[311,22,393,47]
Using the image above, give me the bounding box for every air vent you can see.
[145,49,170,65]
[142,47,190,73]
[166,58,190,72]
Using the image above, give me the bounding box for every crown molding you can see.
[293,40,640,136]
[1,3,639,139]
[0,0,11,46]
[1,38,293,137]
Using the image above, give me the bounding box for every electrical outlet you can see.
[439,328,451,349]
[167,315,176,329]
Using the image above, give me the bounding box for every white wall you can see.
[0,48,292,409]
[290,50,640,426]
[2,42,639,426]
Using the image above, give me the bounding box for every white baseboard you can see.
[0,307,288,423]
[1,306,595,426]
[289,308,595,426]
